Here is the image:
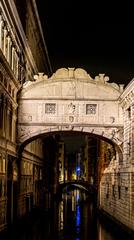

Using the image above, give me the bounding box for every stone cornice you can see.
[31,0,52,74]
[119,78,134,109]
[120,78,134,100]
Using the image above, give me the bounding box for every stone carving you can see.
[45,103,56,114]
[19,126,30,138]
[110,116,115,123]
[109,128,123,145]
[23,73,48,88]
[51,68,69,79]
[126,91,134,104]
[68,102,76,114]
[50,67,92,80]
[86,104,97,114]
[34,72,48,81]
[69,116,74,122]
[94,73,109,83]
[74,68,93,80]
[68,68,75,78]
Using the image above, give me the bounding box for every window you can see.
[0,71,3,83]
[45,103,56,114]
[127,107,131,119]
[4,78,7,88]
[118,186,121,199]
[86,104,97,114]
[8,84,11,94]
[112,185,115,198]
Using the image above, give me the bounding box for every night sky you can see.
[36,1,134,86]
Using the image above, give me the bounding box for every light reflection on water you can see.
[58,189,91,239]
[2,188,133,240]
[58,189,133,240]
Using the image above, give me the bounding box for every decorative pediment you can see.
[20,68,123,100]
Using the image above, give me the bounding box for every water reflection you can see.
[2,188,133,240]
[58,188,133,240]
[58,188,95,239]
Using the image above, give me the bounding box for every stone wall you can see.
[100,171,134,231]
[99,79,134,231]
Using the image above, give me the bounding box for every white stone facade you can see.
[18,68,123,148]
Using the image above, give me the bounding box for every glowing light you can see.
[76,167,80,172]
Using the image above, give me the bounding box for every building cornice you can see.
[119,78,134,109]
[32,0,52,75]
[1,0,38,74]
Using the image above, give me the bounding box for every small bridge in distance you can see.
[59,180,96,194]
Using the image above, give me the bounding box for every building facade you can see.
[0,0,51,231]
[99,80,134,231]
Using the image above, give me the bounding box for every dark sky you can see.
[36,1,134,86]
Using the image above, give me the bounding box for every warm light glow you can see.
[72,173,77,180]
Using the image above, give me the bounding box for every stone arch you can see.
[18,128,123,164]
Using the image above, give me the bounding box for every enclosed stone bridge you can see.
[18,67,124,153]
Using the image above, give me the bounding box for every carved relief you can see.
[74,68,92,79]
[45,103,56,114]
[69,116,74,122]
[94,74,109,84]
[110,116,115,123]
[68,102,76,114]
[86,104,97,114]
[34,72,48,81]
[109,128,123,145]
[50,67,92,80]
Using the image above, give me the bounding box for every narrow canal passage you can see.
[2,189,133,240]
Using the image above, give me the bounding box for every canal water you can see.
[2,188,134,240]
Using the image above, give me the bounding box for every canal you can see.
[1,188,134,240]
